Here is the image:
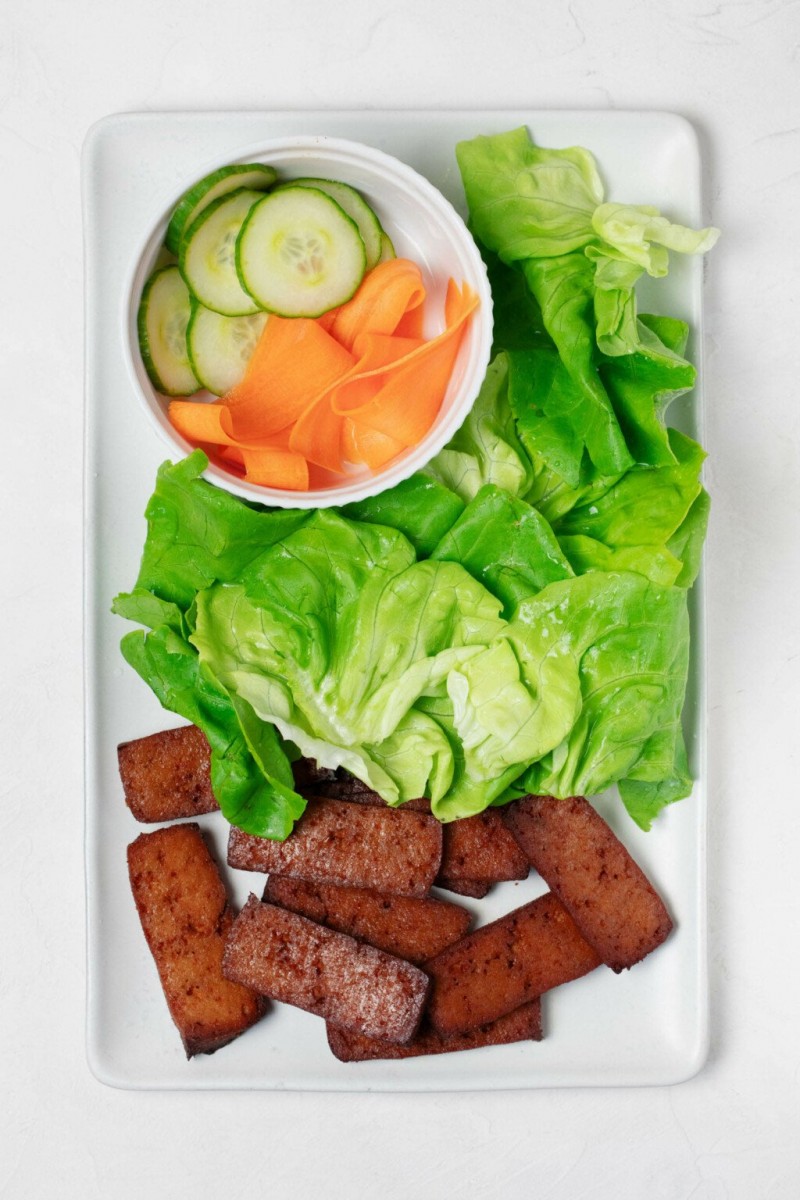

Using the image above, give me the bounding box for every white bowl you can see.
[123,135,493,509]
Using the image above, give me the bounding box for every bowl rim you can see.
[121,133,493,509]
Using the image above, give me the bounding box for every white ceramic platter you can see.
[83,110,708,1090]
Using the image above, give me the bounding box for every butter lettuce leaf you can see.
[456,125,717,466]
[123,450,309,610]
[119,624,305,838]
[506,572,691,817]
[425,355,536,502]
[430,484,572,616]
[188,510,508,807]
[339,472,464,558]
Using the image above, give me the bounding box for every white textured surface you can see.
[2,1,799,1197]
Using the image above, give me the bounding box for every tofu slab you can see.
[437,809,529,896]
[426,892,602,1038]
[435,877,493,899]
[503,795,673,971]
[327,1000,542,1062]
[127,824,265,1057]
[263,876,471,964]
[118,725,218,822]
[223,897,430,1043]
[305,778,526,896]
[228,796,442,897]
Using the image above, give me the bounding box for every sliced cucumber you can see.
[137,266,200,396]
[180,189,264,317]
[284,177,383,270]
[377,229,396,263]
[165,163,278,255]
[187,305,269,395]
[237,186,367,318]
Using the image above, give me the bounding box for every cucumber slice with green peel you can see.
[187,305,269,395]
[284,177,383,270]
[137,265,199,396]
[377,229,396,263]
[165,163,278,254]
[180,188,265,317]
[237,186,367,318]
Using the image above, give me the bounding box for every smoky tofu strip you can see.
[223,896,429,1043]
[313,778,429,810]
[426,892,602,1038]
[503,795,673,972]
[228,797,442,897]
[311,782,525,896]
[263,876,471,965]
[437,810,529,895]
[127,824,266,1057]
[118,725,218,822]
[436,877,493,899]
[327,999,542,1062]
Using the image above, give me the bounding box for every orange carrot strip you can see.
[288,394,346,473]
[353,317,472,446]
[349,333,426,367]
[240,445,310,491]
[330,282,476,415]
[330,282,478,435]
[224,317,355,441]
[322,334,426,420]
[342,418,407,469]
[215,445,246,469]
[327,259,426,351]
[169,400,239,447]
[393,302,426,340]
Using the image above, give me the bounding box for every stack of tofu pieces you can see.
[120,725,673,1062]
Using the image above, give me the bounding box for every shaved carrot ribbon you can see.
[167,258,478,490]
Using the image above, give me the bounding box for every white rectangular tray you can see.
[83,109,708,1090]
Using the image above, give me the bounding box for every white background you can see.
[2,1,799,1197]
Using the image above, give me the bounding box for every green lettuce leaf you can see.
[456,126,603,259]
[189,510,508,806]
[505,572,691,817]
[553,429,705,585]
[124,450,310,610]
[339,472,464,558]
[430,484,572,616]
[425,355,536,502]
[599,314,696,466]
[456,125,717,465]
[119,625,305,838]
[617,728,693,830]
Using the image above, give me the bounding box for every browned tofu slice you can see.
[327,999,543,1062]
[306,778,527,896]
[263,876,471,964]
[228,797,442,897]
[503,795,673,972]
[118,725,218,822]
[127,824,266,1057]
[313,779,429,810]
[435,877,493,899]
[436,809,529,897]
[426,892,602,1038]
[223,896,430,1043]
